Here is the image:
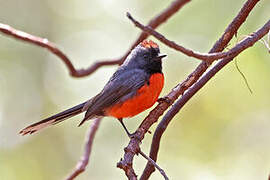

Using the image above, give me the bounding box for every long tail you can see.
[20,102,87,135]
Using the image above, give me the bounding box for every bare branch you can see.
[141,0,263,179]
[154,17,270,151]
[1,2,191,178]
[149,21,270,180]
[166,21,270,117]
[115,0,192,178]
[124,0,191,55]
[0,0,190,78]
[139,151,169,180]
[0,23,123,77]
[127,11,267,63]
[65,118,102,180]
[1,0,264,179]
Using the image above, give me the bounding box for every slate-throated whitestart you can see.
[20,40,166,136]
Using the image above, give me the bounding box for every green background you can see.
[0,0,270,179]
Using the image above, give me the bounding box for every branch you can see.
[113,1,192,179]
[0,0,190,78]
[147,19,270,178]
[123,0,191,58]
[119,0,261,177]
[0,23,123,77]
[127,11,266,63]
[65,118,102,180]
[139,151,168,180]
[141,0,263,179]
[164,20,270,122]
[1,1,189,177]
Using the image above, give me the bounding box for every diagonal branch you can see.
[64,1,191,179]
[163,21,270,128]
[139,151,168,180]
[115,0,262,179]
[1,2,190,178]
[141,0,263,179]
[0,0,190,78]
[146,19,270,179]
[65,118,102,180]
[124,0,191,57]
[127,11,266,63]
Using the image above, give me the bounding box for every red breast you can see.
[106,73,164,118]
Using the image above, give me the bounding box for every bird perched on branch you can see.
[20,40,166,137]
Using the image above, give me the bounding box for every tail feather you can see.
[20,102,87,135]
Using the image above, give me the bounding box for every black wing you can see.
[79,68,149,125]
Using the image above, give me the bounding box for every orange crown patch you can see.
[140,40,159,49]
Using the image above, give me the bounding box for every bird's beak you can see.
[157,54,167,60]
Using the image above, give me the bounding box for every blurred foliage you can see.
[0,0,270,179]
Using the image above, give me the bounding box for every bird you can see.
[20,40,166,136]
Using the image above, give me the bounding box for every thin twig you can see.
[65,118,102,180]
[234,58,253,94]
[123,0,191,60]
[139,150,169,180]
[127,12,267,63]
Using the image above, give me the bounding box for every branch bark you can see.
[0,1,190,178]
[116,0,263,179]
[65,118,102,180]
[0,0,190,78]
[127,11,266,63]
[141,0,263,179]
[1,0,266,179]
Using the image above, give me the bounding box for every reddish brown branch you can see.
[0,23,123,77]
[1,0,263,179]
[119,0,261,177]
[141,0,263,179]
[116,0,262,179]
[143,20,270,180]
[114,0,191,178]
[142,19,268,180]
[65,118,102,180]
[139,151,168,180]
[0,0,190,78]
[0,0,191,179]
[124,0,191,57]
[127,11,266,63]
[0,23,79,75]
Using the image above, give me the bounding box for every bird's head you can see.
[123,40,166,74]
